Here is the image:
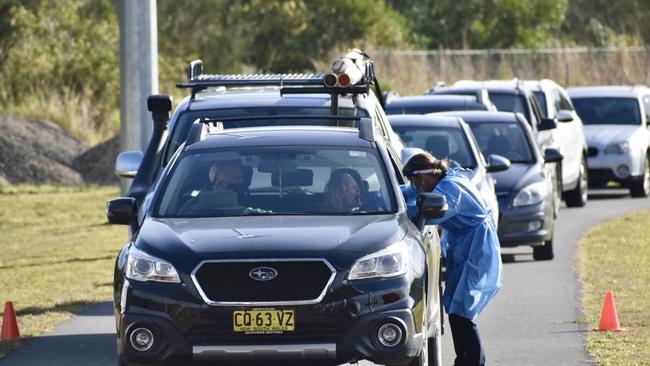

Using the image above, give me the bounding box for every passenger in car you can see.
[323,169,362,212]
[209,160,245,191]
[403,151,502,366]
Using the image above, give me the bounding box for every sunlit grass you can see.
[579,210,650,365]
[0,185,126,356]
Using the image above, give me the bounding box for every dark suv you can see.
[108,52,446,365]
[107,116,446,365]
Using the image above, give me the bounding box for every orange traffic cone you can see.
[1,301,20,340]
[598,291,622,332]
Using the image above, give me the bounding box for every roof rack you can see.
[185,114,376,146]
[176,49,385,113]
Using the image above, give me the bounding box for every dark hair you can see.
[324,168,362,210]
[402,152,448,179]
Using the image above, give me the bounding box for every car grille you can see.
[587,147,598,157]
[192,260,335,304]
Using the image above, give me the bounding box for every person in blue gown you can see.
[402,151,502,366]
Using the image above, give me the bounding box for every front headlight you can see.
[604,142,629,155]
[348,241,409,280]
[512,181,547,207]
[126,246,180,283]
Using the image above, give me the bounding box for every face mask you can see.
[410,182,422,193]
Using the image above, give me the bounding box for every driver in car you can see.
[323,169,361,212]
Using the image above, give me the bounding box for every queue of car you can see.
[107,48,650,365]
[386,78,650,263]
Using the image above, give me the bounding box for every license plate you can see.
[233,310,295,332]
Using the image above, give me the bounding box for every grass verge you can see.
[0,185,126,356]
[579,210,650,365]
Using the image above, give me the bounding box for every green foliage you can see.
[470,0,567,48]
[157,0,413,77]
[387,0,567,49]
[1,0,650,144]
[0,0,119,141]
[562,0,649,46]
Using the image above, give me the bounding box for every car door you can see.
[387,147,441,322]
[555,88,585,189]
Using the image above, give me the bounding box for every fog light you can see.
[617,165,630,177]
[377,323,403,348]
[528,221,542,232]
[130,327,154,352]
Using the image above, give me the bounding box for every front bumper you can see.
[496,193,554,247]
[115,275,425,365]
[587,149,644,185]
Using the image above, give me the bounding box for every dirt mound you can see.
[0,116,120,185]
[74,135,120,185]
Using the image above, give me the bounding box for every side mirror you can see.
[486,154,511,173]
[544,148,563,164]
[417,192,447,219]
[538,118,558,131]
[106,197,138,225]
[115,151,144,178]
[556,110,574,123]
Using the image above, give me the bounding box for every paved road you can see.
[1,189,648,366]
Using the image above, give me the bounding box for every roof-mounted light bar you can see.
[178,49,376,94]
[324,49,373,88]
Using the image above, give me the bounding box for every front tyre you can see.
[564,156,588,207]
[428,316,442,366]
[533,239,554,261]
[629,156,650,198]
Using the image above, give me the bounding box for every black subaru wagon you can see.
[107,118,446,366]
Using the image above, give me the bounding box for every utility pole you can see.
[118,0,158,192]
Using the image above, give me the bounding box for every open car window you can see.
[393,126,478,169]
[155,146,395,217]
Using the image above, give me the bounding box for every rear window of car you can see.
[385,102,487,115]
[572,97,642,125]
[164,106,369,164]
[467,122,535,164]
[155,146,395,217]
[488,93,531,122]
[392,126,478,169]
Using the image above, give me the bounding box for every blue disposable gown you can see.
[402,167,502,320]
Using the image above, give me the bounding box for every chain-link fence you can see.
[373,47,650,94]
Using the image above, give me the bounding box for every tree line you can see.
[0,0,648,142]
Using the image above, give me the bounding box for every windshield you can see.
[393,126,477,169]
[164,106,368,164]
[572,97,641,125]
[155,146,395,217]
[386,102,487,115]
[488,93,531,122]
[467,122,535,164]
[533,91,548,118]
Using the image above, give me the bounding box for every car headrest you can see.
[487,135,511,157]
[272,169,314,187]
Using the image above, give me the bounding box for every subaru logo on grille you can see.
[249,267,278,281]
